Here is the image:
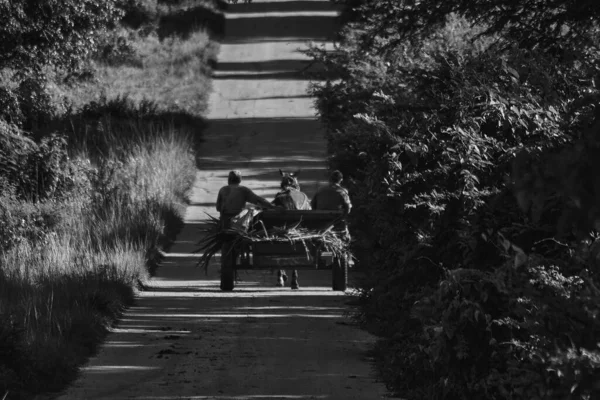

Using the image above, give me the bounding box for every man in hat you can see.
[216,170,275,226]
[311,170,352,239]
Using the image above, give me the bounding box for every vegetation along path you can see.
[57,1,393,399]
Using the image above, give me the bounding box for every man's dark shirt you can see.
[216,184,272,217]
[310,183,352,215]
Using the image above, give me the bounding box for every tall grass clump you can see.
[0,120,197,398]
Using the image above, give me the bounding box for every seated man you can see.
[311,170,352,240]
[272,171,311,210]
[271,170,311,289]
[216,170,275,228]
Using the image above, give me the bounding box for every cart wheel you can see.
[220,242,235,291]
[332,253,348,291]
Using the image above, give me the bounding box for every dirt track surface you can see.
[57,1,394,399]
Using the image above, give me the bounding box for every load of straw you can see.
[195,212,351,273]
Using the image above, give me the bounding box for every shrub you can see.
[0,120,94,202]
[119,0,158,29]
[310,3,600,398]
[0,0,123,74]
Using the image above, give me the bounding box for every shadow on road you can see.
[222,15,340,43]
[213,70,334,80]
[226,0,342,14]
[196,117,328,168]
[72,263,365,396]
[217,59,313,72]
[231,94,313,101]
[159,5,225,39]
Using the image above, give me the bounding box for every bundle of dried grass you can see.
[195,213,351,272]
[194,214,244,273]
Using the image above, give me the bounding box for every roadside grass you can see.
[0,0,220,397]
[62,1,221,114]
[0,121,198,398]
[0,238,143,395]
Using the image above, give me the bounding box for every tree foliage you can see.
[346,0,600,60]
[0,0,123,75]
[309,0,600,398]
[0,0,127,129]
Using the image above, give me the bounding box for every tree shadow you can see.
[158,4,226,39]
[195,117,328,170]
[231,94,312,101]
[213,58,335,80]
[222,15,340,44]
[213,70,333,80]
[203,116,323,136]
[226,0,341,14]
[58,106,207,163]
[159,0,229,10]
[217,59,312,72]
[57,275,376,397]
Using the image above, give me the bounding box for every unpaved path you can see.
[57,1,393,399]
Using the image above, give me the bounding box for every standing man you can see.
[311,170,352,239]
[216,170,274,291]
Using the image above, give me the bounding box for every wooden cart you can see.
[220,210,348,291]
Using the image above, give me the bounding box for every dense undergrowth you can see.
[0,0,222,398]
[311,0,600,398]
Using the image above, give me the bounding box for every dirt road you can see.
[57,1,393,399]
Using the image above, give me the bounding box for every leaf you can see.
[481,291,488,302]
[507,67,520,79]
[514,249,528,269]
[571,383,578,393]
[515,190,531,212]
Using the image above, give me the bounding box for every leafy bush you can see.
[0,0,123,74]
[0,120,92,202]
[0,0,125,131]
[94,30,142,68]
[0,85,24,126]
[343,0,600,59]
[310,2,600,398]
[0,195,63,253]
